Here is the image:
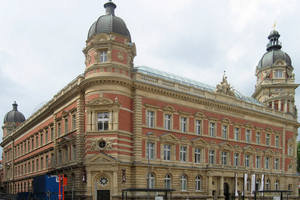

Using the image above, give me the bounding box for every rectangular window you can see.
[21,145,23,155]
[256,156,260,168]
[72,114,76,130]
[275,158,279,170]
[246,130,251,143]
[46,155,49,168]
[31,138,34,150]
[32,160,35,172]
[222,125,227,139]
[265,157,269,169]
[256,132,260,144]
[275,136,279,147]
[288,145,292,155]
[100,51,107,63]
[36,136,38,148]
[181,117,187,133]
[275,70,283,78]
[25,163,27,174]
[266,134,270,146]
[147,111,154,128]
[234,128,239,141]
[58,123,61,137]
[73,145,76,160]
[221,152,227,165]
[209,123,215,137]
[28,162,30,173]
[40,133,43,146]
[41,157,44,169]
[165,114,171,130]
[98,112,109,131]
[58,150,62,164]
[234,153,239,166]
[209,150,214,164]
[196,120,201,135]
[65,118,68,133]
[245,155,250,167]
[147,142,154,160]
[195,148,201,163]
[180,147,187,162]
[36,159,39,171]
[24,143,26,153]
[64,147,68,162]
[45,130,48,143]
[51,128,54,141]
[164,145,171,161]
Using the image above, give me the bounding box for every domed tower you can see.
[83,0,136,81]
[252,30,299,115]
[2,101,26,137]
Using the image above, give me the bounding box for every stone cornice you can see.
[1,75,84,147]
[132,81,299,127]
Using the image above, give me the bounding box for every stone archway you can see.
[224,182,230,200]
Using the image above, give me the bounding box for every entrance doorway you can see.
[224,183,230,200]
[97,190,110,200]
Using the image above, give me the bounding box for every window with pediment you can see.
[194,112,205,136]
[163,106,175,131]
[180,146,187,162]
[160,134,178,162]
[86,97,121,132]
[179,111,190,133]
[246,130,251,143]
[274,158,279,170]
[234,127,240,141]
[245,154,250,167]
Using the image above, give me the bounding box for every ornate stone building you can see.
[1,1,299,200]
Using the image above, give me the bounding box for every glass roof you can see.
[133,66,263,106]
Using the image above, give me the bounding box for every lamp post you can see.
[146,132,153,200]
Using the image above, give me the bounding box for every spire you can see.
[12,101,18,111]
[104,0,117,16]
[266,30,282,51]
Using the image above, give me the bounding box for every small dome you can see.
[3,101,26,124]
[257,49,292,69]
[257,30,292,69]
[87,1,131,41]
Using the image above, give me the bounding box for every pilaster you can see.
[133,95,143,162]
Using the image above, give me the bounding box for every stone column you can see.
[278,100,282,111]
[207,172,212,196]
[112,171,118,195]
[272,100,275,109]
[91,111,96,131]
[109,111,113,130]
[284,99,287,112]
[219,176,224,196]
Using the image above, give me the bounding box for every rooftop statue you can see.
[215,72,236,97]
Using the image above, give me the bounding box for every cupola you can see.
[3,101,25,124]
[87,0,131,41]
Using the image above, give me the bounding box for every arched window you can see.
[275,180,279,190]
[148,173,155,189]
[164,174,171,189]
[195,175,201,191]
[265,179,270,190]
[180,175,187,191]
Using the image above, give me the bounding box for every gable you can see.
[86,152,119,165]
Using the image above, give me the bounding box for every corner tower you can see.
[252,30,299,115]
[2,101,25,137]
[83,0,136,81]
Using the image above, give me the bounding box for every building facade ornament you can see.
[215,73,236,97]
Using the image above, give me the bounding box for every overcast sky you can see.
[1,0,300,155]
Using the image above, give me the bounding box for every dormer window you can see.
[275,70,283,78]
[100,51,107,63]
